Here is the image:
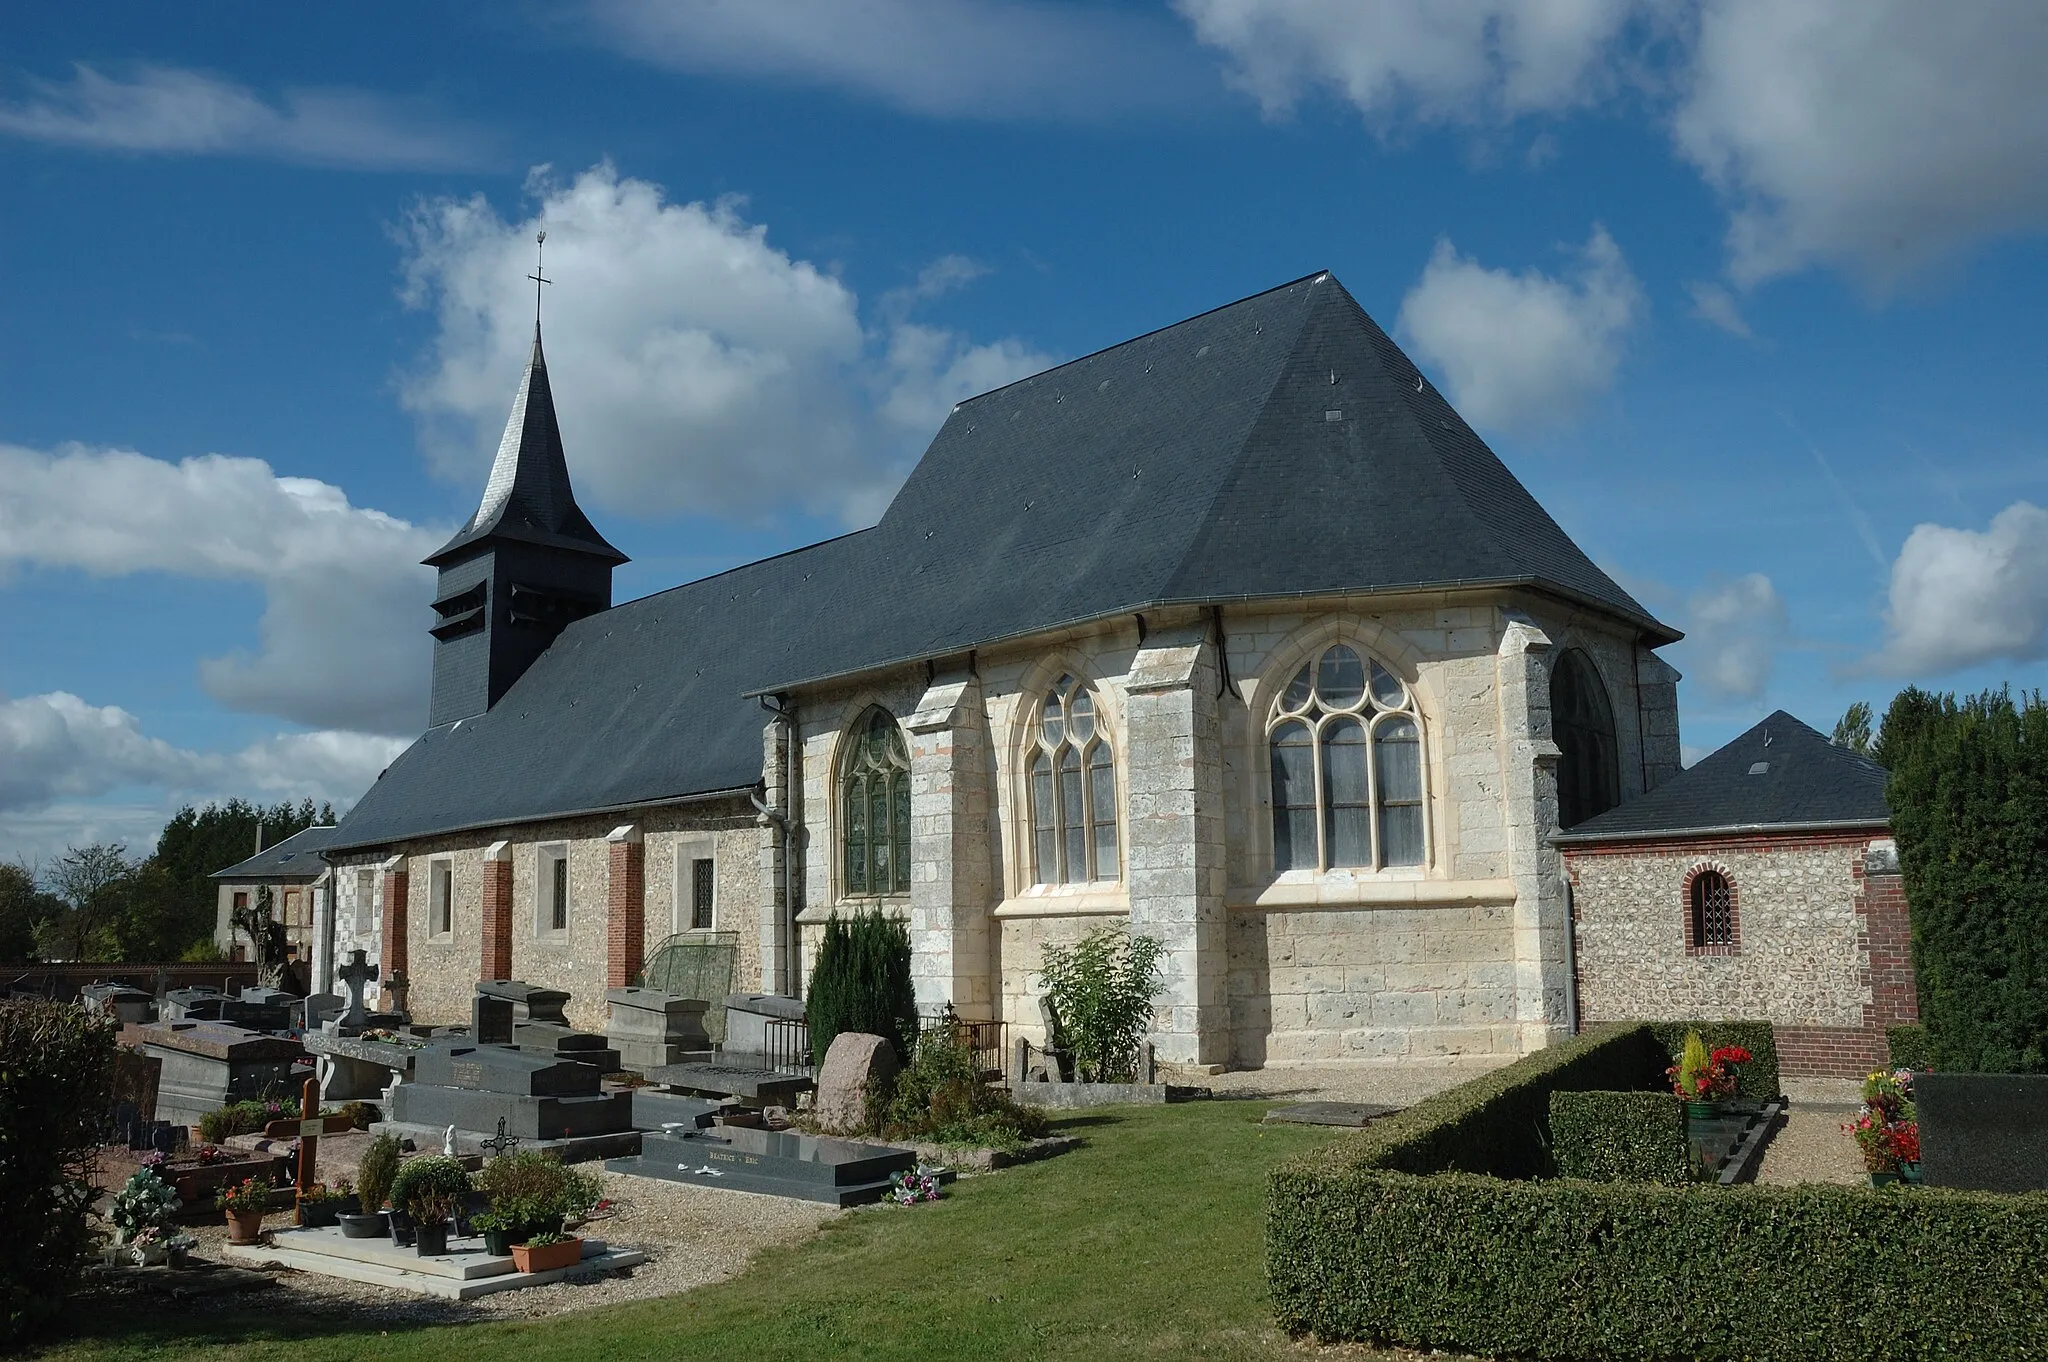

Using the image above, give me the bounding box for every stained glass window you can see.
[842,708,911,896]
[1552,648,1621,829]
[1267,645,1429,871]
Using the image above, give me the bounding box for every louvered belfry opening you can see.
[1691,870,1734,949]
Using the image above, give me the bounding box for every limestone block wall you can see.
[1569,834,1881,1030]
[1226,900,1520,1064]
[993,909,1122,1044]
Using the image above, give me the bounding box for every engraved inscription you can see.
[450,1061,484,1088]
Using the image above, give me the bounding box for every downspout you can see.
[755,692,800,999]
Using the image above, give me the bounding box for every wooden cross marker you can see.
[263,1076,353,1224]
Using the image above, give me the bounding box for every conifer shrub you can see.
[1882,687,2048,1072]
[0,999,116,1343]
[805,908,917,1066]
[355,1132,401,1213]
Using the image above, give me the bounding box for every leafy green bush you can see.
[1645,1020,1780,1098]
[198,1096,289,1144]
[1888,1023,1933,1071]
[1037,922,1164,1083]
[473,1150,600,1224]
[1547,1091,1690,1185]
[0,999,115,1343]
[389,1155,470,1218]
[882,1026,1049,1152]
[355,1132,401,1213]
[1268,1171,2048,1359]
[805,908,917,1066]
[1883,686,2048,1072]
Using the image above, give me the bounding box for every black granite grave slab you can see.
[413,1043,602,1098]
[629,1088,719,1132]
[1918,1072,2048,1192]
[477,980,570,1026]
[606,1126,919,1205]
[391,1083,633,1141]
[513,1022,621,1073]
[644,1060,813,1104]
[1262,1102,1397,1127]
[472,995,515,1046]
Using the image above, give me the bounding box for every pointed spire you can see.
[425,321,626,567]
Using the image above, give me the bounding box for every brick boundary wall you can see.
[607,830,645,989]
[480,851,512,982]
[1566,827,1916,1080]
[380,864,410,982]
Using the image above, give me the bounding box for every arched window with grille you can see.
[841,707,911,897]
[1551,647,1621,829]
[1268,644,1427,872]
[1689,868,1737,951]
[1029,675,1119,884]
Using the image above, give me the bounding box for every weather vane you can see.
[528,229,550,326]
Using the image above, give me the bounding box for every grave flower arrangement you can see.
[1665,1031,1751,1102]
[215,1177,270,1216]
[509,1228,583,1274]
[1844,1068,1921,1180]
[884,1163,947,1206]
[109,1168,181,1244]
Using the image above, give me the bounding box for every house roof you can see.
[1553,711,1890,844]
[425,325,627,568]
[330,272,1678,853]
[211,825,344,882]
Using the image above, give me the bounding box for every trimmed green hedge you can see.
[1889,1023,1933,1071]
[1548,1091,1690,1185]
[1647,1019,1781,1099]
[1270,1170,2048,1360]
[1341,1025,1664,1178]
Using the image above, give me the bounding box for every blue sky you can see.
[4,1,2045,863]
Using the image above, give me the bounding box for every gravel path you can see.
[1754,1081,1867,1187]
[105,1169,839,1326]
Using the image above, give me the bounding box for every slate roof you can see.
[211,825,343,882]
[1553,711,1890,843]
[426,325,627,567]
[330,272,1678,852]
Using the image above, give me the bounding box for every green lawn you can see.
[35,1102,1393,1362]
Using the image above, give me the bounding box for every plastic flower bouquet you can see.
[110,1168,182,1243]
[885,1164,946,1205]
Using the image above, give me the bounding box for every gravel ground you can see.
[106,1169,839,1326]
[1754,1080,1867,1186]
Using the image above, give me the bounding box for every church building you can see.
[314,271,1906,1077]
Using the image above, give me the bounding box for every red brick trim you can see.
[379,866,409,980]
[480,855,512,982]
[1853,863,1918,1031]
[1778,1025,1892,1079]
[1680,859,1741,956]
[607,837,645,988]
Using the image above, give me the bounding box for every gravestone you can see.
[478,980,621,1072]
[722,993,807,1059]
[1917,1072,2048,1192]
[384,1041,633,1146]
[605,987,711,1071]
[473,994,515,1046]
[303,993,343,1031]
[304,1030,421,1100]
[814,1032,900,1135]
[478,979,569,1025]
[110,1046,163,1131]
[606,1124,922,1206]
[82,982,155,1025]
[135,1020,305,1126]
[164,987,226,1021]
[335,950,379,1032]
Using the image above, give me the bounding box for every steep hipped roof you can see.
[211,825,343,882]
[1554,711,1890,843]
[332,272,1676,852]
[425,325,627,567]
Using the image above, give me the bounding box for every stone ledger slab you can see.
[644,1060,813,1105]
[137,1021,303,1127]
[606,987,712,1072]
[606,1125,921,1205]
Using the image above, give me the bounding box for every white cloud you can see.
[1685,281,1751,337]
[399,164,1052,525]
[1175,0,1638,124]
[582,0,1204,121]
[0,442,440,736]
[0,64,485,169]
[1682,573,1788,700]
[1871,502,2048,677]
[1675,1,2048,287]
[0,692,404,861]
[1395,225,1642,432]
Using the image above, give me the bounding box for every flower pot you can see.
[388,1210,416,1247]
[1869,1170,1902,1188]
[168,1247,191,1271]
[482,1228,514,1256]
[337,1212,387,1239]
[1684,1100,1724,1122]
[224,1209,265,1244]
[1899,1161,1923,1185]
[518,1213,565,1242]
[414,1220,450,1257]
[300,1201,341,1229]
[510,1237,582,1274]
[129,1243,169,1267]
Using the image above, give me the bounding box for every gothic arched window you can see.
[1030,675,1119,884]
[1551,647,1621,830]
[1689,869,1737,950]
[841,708,911,897]
[1268,644,1426,872]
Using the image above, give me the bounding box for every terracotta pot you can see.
[510,1237,582,1274]
[225,1209,265,1244]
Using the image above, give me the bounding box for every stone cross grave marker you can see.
[336,949,378,1031]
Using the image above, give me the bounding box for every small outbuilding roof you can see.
[1553,711,1889,844]
[210,825,343,882]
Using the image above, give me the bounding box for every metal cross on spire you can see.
[528,229,551,326]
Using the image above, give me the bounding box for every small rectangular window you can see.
[233,890,249,912]
[690,857,715,930]
[538,845,569,934]
[430,860,453,937]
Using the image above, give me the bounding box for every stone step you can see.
[223,1229,644,1300]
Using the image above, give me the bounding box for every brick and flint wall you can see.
[1566,830,1914,1078]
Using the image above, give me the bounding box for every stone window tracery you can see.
[841,707,911,897]
[1030,675,1119,884]
[1268,644,1426,872]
